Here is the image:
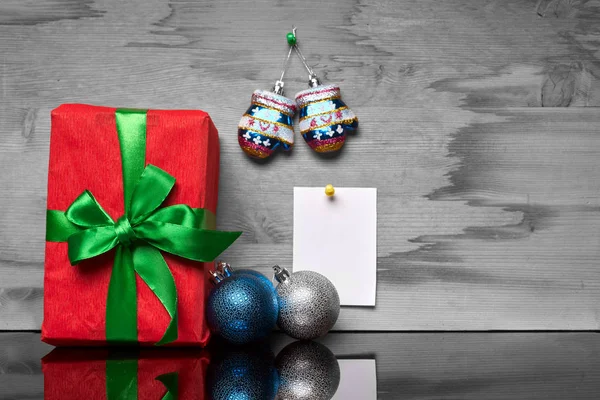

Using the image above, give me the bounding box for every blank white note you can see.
[332,359,377,400]
[293,187,377,306]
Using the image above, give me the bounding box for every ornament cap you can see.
[217,261,234,277]
[273,265,291,283]
[308,73,321,88]
[209,269,225,284]
[210,261,234,284]
[272,79,285,95]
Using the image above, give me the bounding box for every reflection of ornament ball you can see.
[206,273,278,344]
[207,344,279,400]
[275,341,340,400]
[274,267,340,340]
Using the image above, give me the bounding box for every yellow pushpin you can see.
[325,184,335,197]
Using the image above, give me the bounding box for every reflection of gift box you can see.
[42,348,209,400]
[42,104,240,346]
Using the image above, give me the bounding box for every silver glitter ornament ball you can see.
[273,266,340,340]
[275,340,340,400]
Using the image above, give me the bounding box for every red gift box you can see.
[42,104,237,346]
[42,348,209,400]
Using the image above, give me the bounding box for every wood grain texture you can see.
[0,0,599,330]
[0,332,598,399]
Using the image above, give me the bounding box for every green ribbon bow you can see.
[46,109,241,345]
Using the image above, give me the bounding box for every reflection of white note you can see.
[293,187,377,306]
[333,359,377,400]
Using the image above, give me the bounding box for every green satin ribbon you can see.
[46,109,241,345]
[106,359,178,399]
[106,359,138,399]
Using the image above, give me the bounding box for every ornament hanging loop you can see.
[273,39,294,95]
[273,265,291,283]
[288,26,321,88]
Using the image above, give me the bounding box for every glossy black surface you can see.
[0,332,598,399]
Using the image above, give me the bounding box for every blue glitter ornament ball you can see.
[207,344,279,400]
[206,263,279,344]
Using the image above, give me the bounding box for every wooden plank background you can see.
[0,332,598,399]
[0,0,599,330]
